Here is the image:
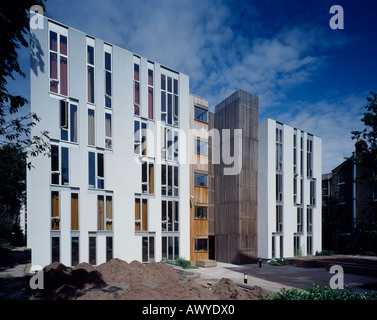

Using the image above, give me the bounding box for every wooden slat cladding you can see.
[213,90,259,264]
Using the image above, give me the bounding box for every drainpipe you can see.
[352,151,357,232]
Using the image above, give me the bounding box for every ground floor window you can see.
[89,235,96,265]
[307,235,313,255]
[271,236,276,258]
[294,235,301,256]
[51,236,60,263]
[106,236,113,262]
[71,236,79,266]
[162,235,179,260]
[195,238,208,252]
[142,235,154,263]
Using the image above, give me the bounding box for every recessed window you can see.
[195,238,209,252]
[141,161,154,194]
[196,139,208,155]
[161,236,179,261]
[89,236,96,265]
[105,112,112,149]
[161,73,179,126]
[51,191,60,230]
[195,172,208,187]
[194,106,208,123]
[88,151,104,189]
[88,108,95,146]
[71,193,79,231]
[135,198,148,232]
[51,236,60,263]
[134,120,147,155]
[195,206,208,219]
[161,200,179,232]
[104,46,112,108]
[71,237,79,266]
[60,100,78,143]
[51,145,69,186]
[161,164,179,196]
[106,236,113,262]
[87,39,95,103]
[97,195,113,231]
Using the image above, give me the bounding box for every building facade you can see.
[28,17,190,268]
[258,118,322,259]
[189,94,210,263]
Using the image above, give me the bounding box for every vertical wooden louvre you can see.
[51,191,60,230]
[142,199,148,231]
[106,196,112,230]
[98,195,104,230]
[135,198,141,231]
[71,193,79,230]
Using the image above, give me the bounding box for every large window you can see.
[161,236,179,261]
[310,180,316,206]
[195,172,208,187]
[161,73,179,126]
[276,127,283,170]
[276,204,283,232]
[307,207,313,233]
[97,195,113,231]
[51,145,69,186]
[135,198,148,231]
[104,46,112,108]
[161,164,179,196]
[134,120,147,156]
[87,38,95,103]
[194,106,208,123]
[88,151,104,189]
[60,100,78,143]
[142,236,155,263]
[161,200,179,232]
[276,172,283,202]
[297,207,303,233]
[49,26,68,96]
[148,64,154,120]
[161,127,178,161]
[307,138,313,177]
[142,161,154,194]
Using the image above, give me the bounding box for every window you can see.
[134,120,147,155]
[49,25,68,96]
[195,206,208,219]
[161,127,178,161]
[71,237,79,266]
[161,164,179,196]
[307,138,313,177]
[51,236,60,263]
[161,73,179,126]
[89,236,96,265]
[276,127,283,170]
[51,191,60,230]
[88,108,95,146]
[87,38,95,103]
[195,172,208,187]
[276,173,283,202]
[195,238,209,252]
[51,145,69,186]
[307,207,313,233]
[196,139,208,155]
[300,135,304,176]
[60,100,78,143]
[294,236,301,256]
[142,236,155,263]
[337,171,345,184]
[271,236,276,258]
[97,195,112,231]
[141,161,154,194]
[297,207,303,233]
[161,200,179,232]
[276,204,283,232]
[161,236,179,260]
[135,198,148,231]
[307,236,313,255]
[71,193,79,230]
[148,65,154,119]
[105,112,112,149]
[88,151,104,189]
[104,46,112,108]
[310,180,316,206]
[194,106,208,123]
[134,62,140,115]
[106,236,113,262]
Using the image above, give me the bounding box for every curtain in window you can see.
[60,56,68,96]
[51,191,60,230]
[98,195,104,230]
[135,199,141,231]
[71,193,79,230]
[106,196,112,231]
[142,199,148,231]
[88,109,95,146]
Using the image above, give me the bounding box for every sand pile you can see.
[34,258,268,300]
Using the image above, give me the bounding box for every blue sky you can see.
[7,0,377,173]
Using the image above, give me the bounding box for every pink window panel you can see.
[50,81,58,93]
[148,87,153,120]
[50,52,58,79]
[134,104,140,116]
[134,82,140,105]
[148,69,153,86]
[60,35,67,56]
[134,64,139,81]
[50,31,57,51]
[60,57,68,96]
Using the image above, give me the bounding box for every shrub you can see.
[315,249,336,256]
[266,284,377,300]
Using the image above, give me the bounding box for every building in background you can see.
[258,118,322,259]
[189,94,210,263]
[28,17,190,268]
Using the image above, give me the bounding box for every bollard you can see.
[244,273,248,284]
[258,257,262,268]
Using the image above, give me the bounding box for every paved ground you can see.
[190,261,377,294]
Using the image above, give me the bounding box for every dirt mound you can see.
[212,278,268,300]
[33,259,267,300]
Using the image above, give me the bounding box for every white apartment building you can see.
[258,118,322,259]
[28,17,190,268]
